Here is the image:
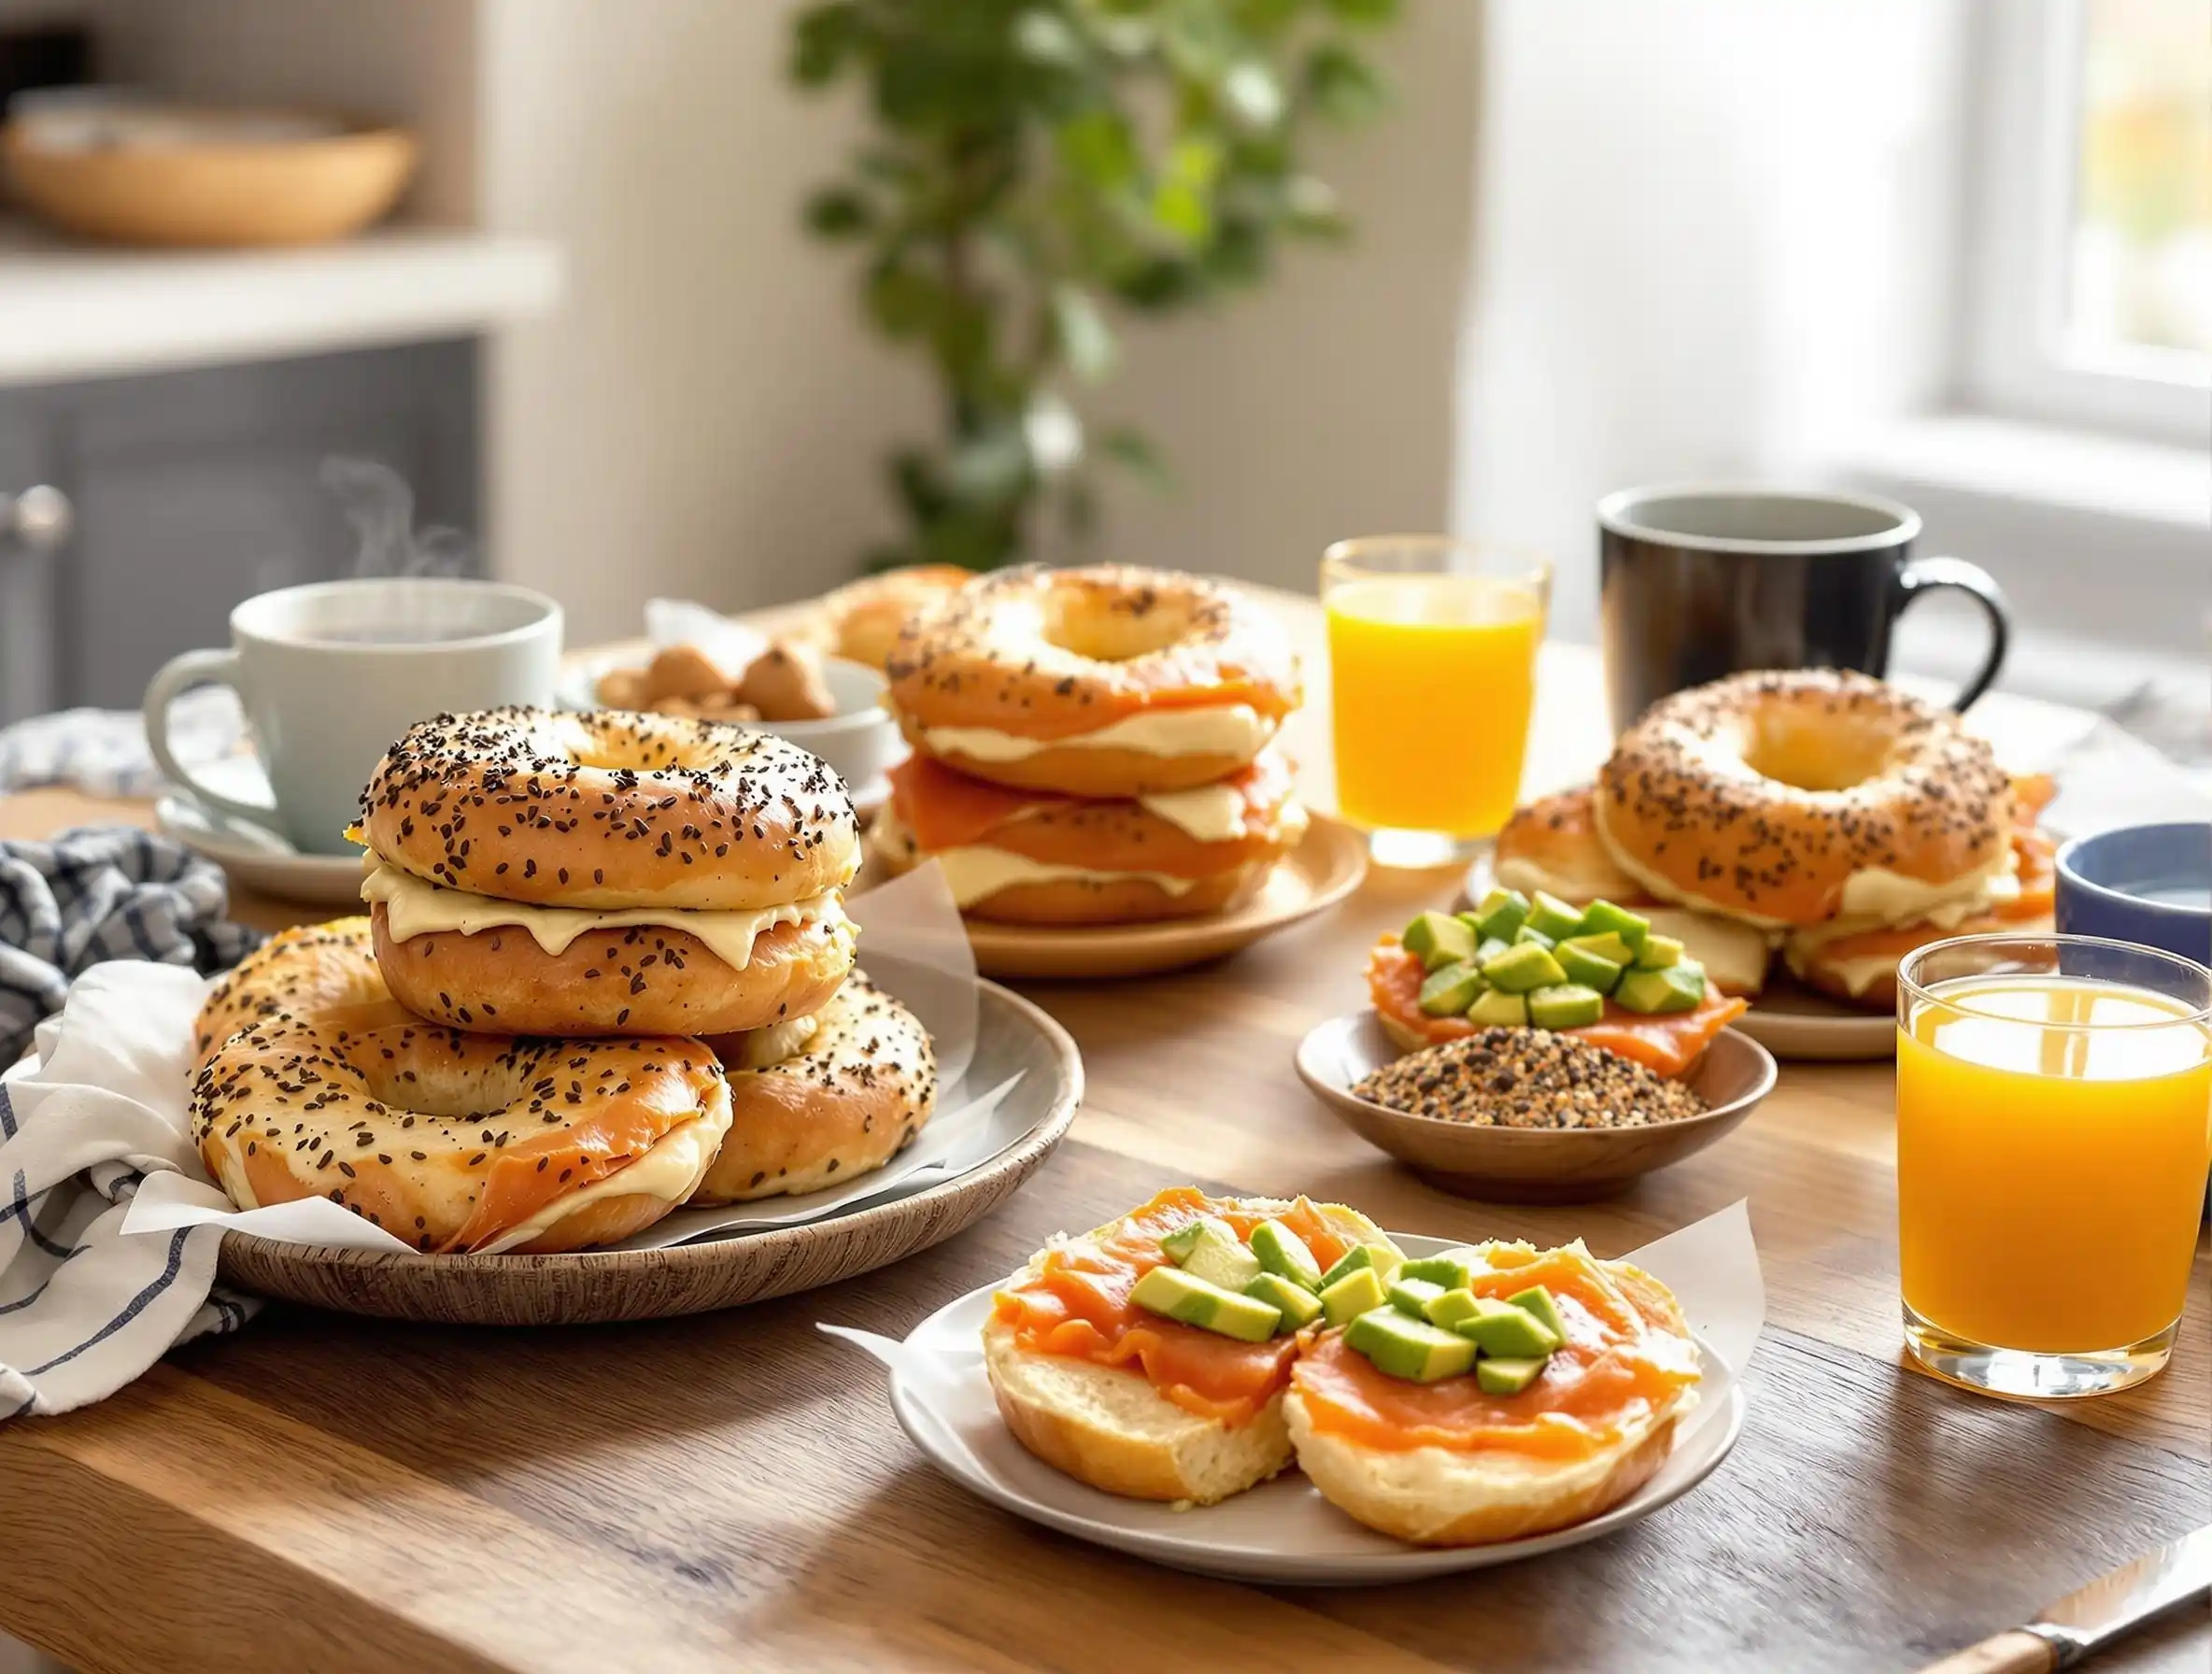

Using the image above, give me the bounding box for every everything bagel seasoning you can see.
[1354,1029,1709,1129]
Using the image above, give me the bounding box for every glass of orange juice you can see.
[1896,931,2212,1398]
[1321,536,1550,867]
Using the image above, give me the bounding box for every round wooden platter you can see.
[961,813,1369,982]
[217,980,1083,1326]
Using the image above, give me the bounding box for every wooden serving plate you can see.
[1295,1012,1776,1203]
[962,814,1368,981]
[218,979,1083,1325]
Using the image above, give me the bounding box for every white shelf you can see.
[0,220,563,388]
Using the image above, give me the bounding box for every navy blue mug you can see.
[2054,822,2212,970]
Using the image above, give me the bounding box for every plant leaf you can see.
[1052,285,1119,382]
[792,3,861,87]
[1303,43,1388,123]
[1325,0,1401,22]
[1100,426,1172,489]
[803,187,874,238]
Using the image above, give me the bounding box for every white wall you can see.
[476,0,929,641]
[1455,0,1972,640]
[1097,2,1482,590]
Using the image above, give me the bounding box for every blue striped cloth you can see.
[1,831,265,1417]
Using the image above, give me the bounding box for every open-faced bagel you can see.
[690,968,936,1203]
[1595,670,2014,929]
[191,1014,732,1255]
[885,564,1300,797]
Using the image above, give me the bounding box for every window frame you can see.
[1960,0,2211,444]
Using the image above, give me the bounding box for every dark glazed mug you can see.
[1597,485,2009,732]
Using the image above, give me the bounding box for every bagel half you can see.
[985,1193,1397,1506]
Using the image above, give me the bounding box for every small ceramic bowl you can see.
[2054,821,2212,969]
[565,652,904,810]
[1295,1013,1777,1203]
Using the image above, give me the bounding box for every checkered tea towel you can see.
[1,827,262,1068]
[0,687,244,800]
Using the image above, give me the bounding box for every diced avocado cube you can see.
[1418,960,1487,1017]
[1466,988,1530,1027]
[1634,933,1685,970]
[1178,1221,1263,1293]
[1527,983,1607,1029]
[1397,1253,1475,1289]
[1474,935,1512,965]
[1475,1355,1549,1396]
[1471,887,1530,943]
[1612,964,1705,1014]
[1507,1284,1569,1343]
[1388,1275,1448,1318]
[1512,924,1557,951]
[1345,1307,1479,1383]
[1554,943,1625,994]
[1243,1271,1324,1332]
[1578,900,1652,952]
[1560,930,1638,969]
[1318,1241,1404,1291]
[1319,1265,1389,1326]
[1455,911,1487,936]
[1526,890,1587,942]
[1403,910,1477,971]
[1481,941,1567,994]
[1248,1220,1324,1291]
[1423,1286,1486,1332]
[1159,1213,1236,1265]
[1453,1296,1562,1357]
[1128,1266,1282,1342]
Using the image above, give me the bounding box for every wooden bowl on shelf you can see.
[2,107,417,248]
[1295,1012,1777,1203]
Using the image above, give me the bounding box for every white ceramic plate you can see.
[155,756,366,909]
[1458,854,1893,1062]
[863,1230,1746,1585]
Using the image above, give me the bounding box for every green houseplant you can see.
[792,0,1401,573]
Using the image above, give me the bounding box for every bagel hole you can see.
[1741,712,1893,792]
[1040,589,1193,663]
[357,1058,527,1123]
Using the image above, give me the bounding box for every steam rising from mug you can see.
[321,456,473,580]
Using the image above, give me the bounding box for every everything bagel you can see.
[885,564,1300,797]
[193,916,390,1068]
[691,968,937,1203]
[191,1013,732,1254]
[358,707,860,1035]
[1594,670,2014,929]
[869,748,1307,925]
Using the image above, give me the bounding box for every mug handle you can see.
[142,648,279,827]
[1892,556,2010,712]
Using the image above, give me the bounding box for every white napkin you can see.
[0,963,258,1420]
[2031,718,2212,837]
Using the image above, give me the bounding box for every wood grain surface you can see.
[1,617,2205,1673]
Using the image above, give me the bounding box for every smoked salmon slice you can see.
[1366,938,1746,1080]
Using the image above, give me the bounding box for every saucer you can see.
[155,757,366,909]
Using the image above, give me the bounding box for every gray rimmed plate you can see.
[1295,1011,1776,1202]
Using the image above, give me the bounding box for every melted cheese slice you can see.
[475,1116,720,1256]
[931,845,1201,909]
[918,702,1273,763]
[362,862,844,972]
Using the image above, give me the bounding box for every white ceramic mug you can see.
[144,577,562,855]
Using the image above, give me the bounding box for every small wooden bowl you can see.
[2,113,417,248]
[1295,1013,1777,1203]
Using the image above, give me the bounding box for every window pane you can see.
[2069,0,2212,357]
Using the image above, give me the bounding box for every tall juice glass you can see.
[1895,932,2212,1397]
[1322,537,1550,867]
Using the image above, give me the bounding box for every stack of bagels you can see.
[188,706,937,1256]
[870,563,1310,925]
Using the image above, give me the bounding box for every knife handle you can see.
[1918,1629,2060,1674]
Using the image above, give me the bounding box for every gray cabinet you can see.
[0,337,479,723]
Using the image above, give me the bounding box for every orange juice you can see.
[1896,975,2212,1354]
[1326,575,1543,839]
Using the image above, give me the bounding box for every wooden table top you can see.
[1,603,2205,1674]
